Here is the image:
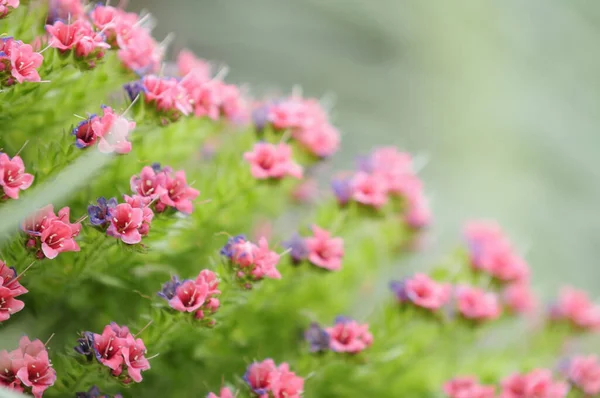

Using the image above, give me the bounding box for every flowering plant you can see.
[0,1,598,398]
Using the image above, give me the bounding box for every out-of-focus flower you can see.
[106,203,144,244]
[244,142,303,180]
[305,225,344,271]
[392,273,452,311]
[0,153,34,200]
[305,322,330,353]
[549,287,600,331]
[326,316,373,354]
[207,387,234,398]
[443,376,496,398]
[500,369,569,398]
[455,285,502,321]
[565,355,600,396]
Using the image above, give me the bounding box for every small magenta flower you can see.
[443,376,496,398]
[0,261,27,296]
[46,20,87,51]
[10,42,43,83]
[350,171,388,209]
[157,170,200,214]
[157,275,181,300]
[130,166,168,199]
[293,123,340,158]
[72,115,99,149]
[0,153,34,200]
[120,334,150,383]
[0,285,25,322]
[106,203,144,244]
[88,197,117,226]
[15,349,57,398]
[402,273,452,311]
[455,285,502,321]
[326,317,373,354]
[0,349,24,391]
[123,194,154,236]
[244,359,279,396]
[565,355,600,396]
[282,234,309,264]
[168,280,209,313]
[0,0,19,18]
[251,237,282,280]
[305,322,330,353]
[305,225,344,271]
[39,212,82,259]
[207,387,234,398]
[93,325,126,373]
[92,106,135,155]
[195,270,220,296]
[244,142,303,180]
[272,363,304,398]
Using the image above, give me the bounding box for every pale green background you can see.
[129,0,600,298]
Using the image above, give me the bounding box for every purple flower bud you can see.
[252,103,272,132]
[220,234,247,258]
[282,234,308,264]
[331,177,353,205]
[88,197,118,226]
[123,80,144,102]
[158,275,181,300]
[305,322,330,353]
[74,331,100,362]
[389,280,409,302]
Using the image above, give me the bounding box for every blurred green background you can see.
[129,0,600,298]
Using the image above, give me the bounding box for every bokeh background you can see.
[128,0,600,298]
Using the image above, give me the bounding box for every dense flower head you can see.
[564,355,600,396]
[0,0,18,19]
[221,235,282,282]
[244,142,303,180]
[304,225,344,271]
[500,369,569,398]
[391,273,452,310]
[244,359,304,398]
[83,323,150,383]
[549,287,600,331]
[464,221,529,283]
[0,153,34,200]
[88,197,117,227]
[0,39,43,85]
[0,336,56,398]
[325,316,373,354]
[22,205,81,259]
[455,285,502,321]
[443,376,496,398]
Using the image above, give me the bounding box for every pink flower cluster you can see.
[455,285,502,322]
[124,51,246,124]
[22,205,81,259]
[444,376,496,398]
[130,164,200,215]
[549,287,600,331]
[72,105,135,154]
[244,359,304,398]
[390,273,452,311]
[259,96,340,158]
[0,37,43,86]
[46,19,110,68]
[158,269,221,323]
[221,235,282,283]
[0,336,56,398]
[283,225,344,271]
[76,323,150,383]
[244,142,303,180]
[564,355,600,396]
[332,147,431,228]
[500,369,569,398]
[325,316,373,354]
[103,195,154,245]
[0,153,34,200]
[0,0,18,18]
[0,260,27,322]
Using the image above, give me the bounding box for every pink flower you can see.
[120,334,150,383]
[39,208,81,259]
[550,287,600,331]
[405,190,432,228]
[106,203,144,244]
[350,171,389,209]
[500,369,568,398]
[251,237,281,280]
[117,27,162,74]
[195,270,220,296]
[123,194,154,236]
[168,279,209,312]
[130,166,168,199]
[207,387,234,398]
[15,350,56,398]
[22,205,57,237]
[444,376,496,398]
[0,261,27,296]
[48,0,84,23]
[456,285,502,321]
[141,75,192,117]
[244,142,303,180]
[0,0,19,18]
[220,83,247,122]
[157,170,200,214]
[244,359,279,397]
[46,20,90,51]
[326,317,373,353]
[566,355,600,396]
[404,273,451,310]
[92,106,135,154]
[93,325,126,372]
[177,49,211,79]
[293,123,340,158]
[0,153,34,199]
[10,43,43,83]
[271,363,304,398]
[268,97,327,131]
[305,225,344,271]
[89,5,119,33]
[0,349,24,392]
[0,285,24,322]
[369,147,413,189]
[503,283,537,314]
[16,336,46,359]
